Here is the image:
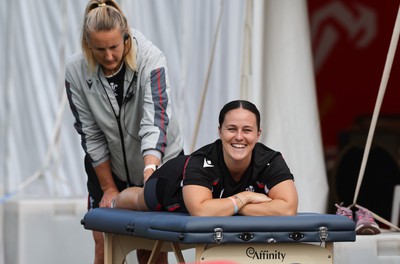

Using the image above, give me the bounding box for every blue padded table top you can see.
[81,208,356,244]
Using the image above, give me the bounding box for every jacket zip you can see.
[116,113,133,187]
[98,69,136,187]
[118,72,137,187]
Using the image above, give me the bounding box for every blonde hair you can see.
[81,0,136,73]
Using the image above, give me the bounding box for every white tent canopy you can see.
[0,1,328,261]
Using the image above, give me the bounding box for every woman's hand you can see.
[100,187,120,208]
[238,191,272,205]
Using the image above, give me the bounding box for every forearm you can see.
[238,199,297,216]
[187,196,243,217]
[238,180,298,216]
[143,152,161,167]
[94,159,118,193]
[183,188,270,216]
[143,153,161,182]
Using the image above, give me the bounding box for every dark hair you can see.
[218,100,261,130]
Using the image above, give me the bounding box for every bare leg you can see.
[93,231,104,264]
[113,187,148,211]
[137,249,168,264]
[114,187,166,263]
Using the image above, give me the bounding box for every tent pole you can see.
[351,4,400,207]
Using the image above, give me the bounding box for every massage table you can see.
[81,208,355,263]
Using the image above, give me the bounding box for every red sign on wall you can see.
[308,0,400,153]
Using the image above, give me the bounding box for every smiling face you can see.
[218,107,261,169]
[88,28,125,76]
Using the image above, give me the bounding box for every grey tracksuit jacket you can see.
[65,29,183,186]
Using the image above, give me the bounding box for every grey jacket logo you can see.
[86,79,93,89]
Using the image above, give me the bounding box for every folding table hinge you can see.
[213,227,224,244]
[319,226,328,243]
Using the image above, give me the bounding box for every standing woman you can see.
[115,100,298,217]
[65,0,183,263]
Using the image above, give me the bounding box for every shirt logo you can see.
[203,158,214,168]
[246,185,255,192]
[110,82,118,96]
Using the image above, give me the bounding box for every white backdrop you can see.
[0,0,328,256]
[0,0,328,210]
[0,0,250,198]
[0,1,329,262]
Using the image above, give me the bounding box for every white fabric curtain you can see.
[0,0,327,208]
[0,1,329,263]
[0,2,9,196]
[251,0,328,212]
[0,0,86,198]
[121,0,246,151]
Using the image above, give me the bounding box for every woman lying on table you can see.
[113,100,298,216]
